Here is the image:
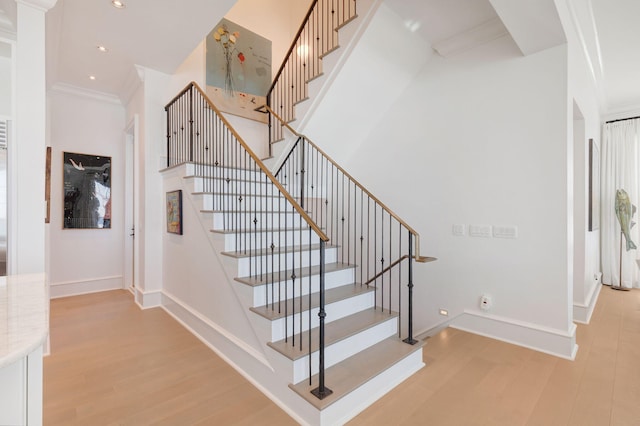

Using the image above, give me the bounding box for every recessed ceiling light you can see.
[89,75,96,80]
[97,45,108,52]
[111,1,125,9]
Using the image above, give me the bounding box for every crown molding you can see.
[15,0,57,13]
[432,17,508,58]
[49,82,122,106]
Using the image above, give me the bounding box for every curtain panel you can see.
[601,118,640,288]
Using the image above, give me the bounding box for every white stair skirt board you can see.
[450,310,578,360]
[573,282,602,324]
[49,275,123,299]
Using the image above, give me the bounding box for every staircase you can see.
[161,1,434,424]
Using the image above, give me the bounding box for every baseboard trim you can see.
[132,287,162,309]
[50,276,123,299]
[573,282,602,324]
[451,310,578,360]
[414,315,461,341]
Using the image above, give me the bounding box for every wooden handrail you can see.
[264,104,428,261]
[173,82,329,243]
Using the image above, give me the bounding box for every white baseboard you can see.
[132,287,162,309]
[50,276,123,299]
[451,310,578,360]
[573,282,602,324]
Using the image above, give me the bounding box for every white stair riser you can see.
[185,165,266,181]
[290,315,398,383]
[234,246,338,277]
[198,193,294,211]
[189,178,280,196]
[212,212,303,231]
[268,291,375,342]
[249,267,355,306]
[319,350,424,426]
[223,229,321,252]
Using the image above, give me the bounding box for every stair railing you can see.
[265,105,434,342]
[166,82,334,398]
[266,0,358,149]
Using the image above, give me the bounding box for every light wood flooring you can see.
[44,286,640,425]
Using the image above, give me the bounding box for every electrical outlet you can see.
[480,294,493,311]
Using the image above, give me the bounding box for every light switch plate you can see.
[452,224,465,236]
[469,224,492,238]
[493,225,518,239]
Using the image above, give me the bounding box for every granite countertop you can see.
[0,274,48,369]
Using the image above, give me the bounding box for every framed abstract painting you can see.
[166,190,183,235]
[63,152,111,229]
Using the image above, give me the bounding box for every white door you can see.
[124,116,138,291]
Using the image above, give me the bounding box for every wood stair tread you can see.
[268,308,398,361]
[185,175,273,184]
[250,283,373,321]
[235,262,353,286]
[289,336,424,410]
[193,191,284,198]
[201,209,304,214]
[210,226,318,235]
[222,243,337,259]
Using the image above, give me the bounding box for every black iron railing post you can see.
[403,232,417,345]
[189,84,194,162]
[165,105,170,167]
[311,240,332,400]
[300,138,306,209]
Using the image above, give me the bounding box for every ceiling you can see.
[0,0,639,114]
[45,0,236,101]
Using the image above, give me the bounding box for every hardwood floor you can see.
[44,286,640,425]
[43,290,297,425]
[349,286,640,426]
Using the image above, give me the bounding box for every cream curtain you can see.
[601,118,640,288]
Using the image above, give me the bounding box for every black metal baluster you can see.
[403,232,417,345]
[310,240,332,399]
[381,208,384,312]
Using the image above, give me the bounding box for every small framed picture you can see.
[166,190,183,235]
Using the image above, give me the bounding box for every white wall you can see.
[299,4,578,357]
[48,89,126,297]
[303,3,432,161]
